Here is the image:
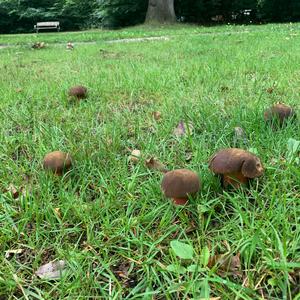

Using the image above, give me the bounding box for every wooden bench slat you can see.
[36,22,59,26]
[34,21,60,33]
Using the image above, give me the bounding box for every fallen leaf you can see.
[185,151,193,162]
[54,208,61,218]
[32,42,45,49]
[208,252,241,277]
[145,157,168,173]
[5,249,24,258]
[173,121,194,137]
[266,87,274,94]
[114,263,129,279]
[35,260,67,280]
[234,126,248,144]
[66,42,74,50]
[129,149,141,164]
[152,111,162,121]
[111,261,137,288]
[5,184,19,199]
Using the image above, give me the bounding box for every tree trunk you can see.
[145,0,176,23]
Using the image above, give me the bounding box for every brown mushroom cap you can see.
[68,85,88,99]
[43,151,72,175]
[161,169,200,199]
[264,103,295,124]
[209,148,264,179]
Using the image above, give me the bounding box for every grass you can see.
[1,22,300,45]
[0,23,299,299]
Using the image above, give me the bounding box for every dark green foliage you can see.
[175,0,209,23]
[1,0,300,33]
[97,0,148,28]
[257,0,298,22]
[0,0,19,33]
[0,0,100,33]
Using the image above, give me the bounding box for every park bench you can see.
[34,22,60,33]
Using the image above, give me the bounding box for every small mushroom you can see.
[68,85,88,100]
[209,148,264,188]
[161,169,200,205]
[264,103,296,126]
[43,151,72,175]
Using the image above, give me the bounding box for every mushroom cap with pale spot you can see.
[161,169,200,199]
[209,148,264,179]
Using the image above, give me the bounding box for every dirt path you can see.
[106,36,170,43]
[0,29,270,50]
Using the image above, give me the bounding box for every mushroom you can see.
[209,148,264,188]
[43,151,72,175]
[68,85,88,100]
[161,169,200,205]
[264,103,296,126]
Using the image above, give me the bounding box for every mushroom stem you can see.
[172,197,188,205]
[223,173,249,188]
[161,168,169,174]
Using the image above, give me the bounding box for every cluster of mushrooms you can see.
[43,87,296,205]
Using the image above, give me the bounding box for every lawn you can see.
[0,23,299,299]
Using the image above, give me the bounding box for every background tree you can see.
[145,0,176,23]
[1,0,300,33]
[97,0,147,28]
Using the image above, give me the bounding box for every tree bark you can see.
[145,0,176,23]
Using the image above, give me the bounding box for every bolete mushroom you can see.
[68,85,88,100]
[209,148,264,188]
[264,103,295,126]
[43,151,72,175]
[161,169,200,205]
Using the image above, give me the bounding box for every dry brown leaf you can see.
[66,42,74,50]
[129,149,141,164]
[208,252,241,277]
[185,151,193,162]
[266,87,274,94]
[173,121,194,137]
[152,111,162,121]
[5,184,19,199]
[35,260,67,280]
[5,249,24,258]
[54,208,61,218]
[145,157,168,173]
[32,42,45,49]
[111,261,137,288]
[234,126,248,144]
